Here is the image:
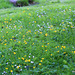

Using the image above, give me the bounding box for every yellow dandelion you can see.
[17,66,19,69]
[25,42,27,44]
[10,19,12,21]
[62,22,64,24]
[45,50,47,51]
[24,55,26,57]
[32,43,34,45]
[63,46,66,49]
[63,29,65,31]
[42,58,44,60]
[21,57,24,60]
[33,66,35,68]
[3,36,4,37]
[54,31,57,32]
[13,52,16,55]
[57,51,59,53]
[2,55,4,57]
[18,57,20,59]
[34,21,36,23]
[40,32,42,34]
[4,43,7,45]
[12,65,14,67]
[50,18,51,19]
[6,31,8,33]
[42,45,44,47]
[5,68,8,70]
[40,60,43,62]
[74,51,75,54]
[51,54,52,56]
[64,52,66,54]
[10,70,13,72]
[45,33,48,36]
[10,39,12,41]
[61,48,62,49]
[47,43,49,45]
[28,59,30,62]
[29,13,31,16]
[18,41,20,43]
[45,46,47,47]
[12,36,14,38]
[55,46,57,48]
[6,27,8,28]
[39,63,41,65]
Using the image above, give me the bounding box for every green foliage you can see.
[0,0,75,75]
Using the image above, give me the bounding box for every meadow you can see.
[0,0,75,75]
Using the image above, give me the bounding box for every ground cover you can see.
[0,0,75,75]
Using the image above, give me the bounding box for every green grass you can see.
[0,0,75,75]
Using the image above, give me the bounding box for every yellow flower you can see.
[10,19,12,21]
[25,59,27,62]
[63,29,65,31]
[57,51,59,52]
[34,21,36,23]
[55,46,57,48]
[6,31,8,33]
[6,27,8,28]
[5,68,8,70]
[45,33,48,36]
[45,50,47,51]
[45,46,47,47]
[61,48,62,49]
[74,51,75,54]
[63,46,66,49]
[18,57,20,59]
[10,39,12,40]
[62,22,64,24]
[18,41,20,43]
[21,57,24,60]
[12,36,14,38]
[10,70,13,72]
[3,36,4,37]
[42,58,44,60]
[23,10,25,13]
[12,65,14,67]
[42,45,44,47]
[58,46,59,47]
[50,18,51,19]
[12,62,14,64]
[40,32,42,34]
[24,55,26,57]
[4,43,7,45]
[28,59,30,62]
[13,52,16,55]
[47,43,49,45]
[40,60,43,62]
[39,63,41,65]
[19,32,21,34]
[23,35,25,37]
[14,40,16,42]
[17,66,19,69]
[29,13,31,16]
[25,42,27,44]
[51,54,52,56]
[54,31,57,32]
[33,66,35,68]
[32,43,34,45]
[64,52,66,54]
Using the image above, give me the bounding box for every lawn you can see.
[0,0,75,75]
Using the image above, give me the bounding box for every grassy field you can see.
[0,0,75,75]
